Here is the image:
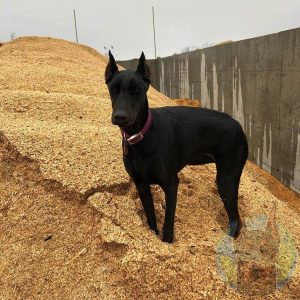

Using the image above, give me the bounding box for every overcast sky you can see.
[1,0,300,60]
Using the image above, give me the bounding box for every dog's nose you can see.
[112,111,129,125]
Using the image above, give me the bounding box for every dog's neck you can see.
[122,98,149,135]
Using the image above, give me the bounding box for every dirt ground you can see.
[0,37,299,300]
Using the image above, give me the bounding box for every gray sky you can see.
[1,0,300,60]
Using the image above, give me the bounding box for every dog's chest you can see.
[130,153,162,184]
[133,156,153,177]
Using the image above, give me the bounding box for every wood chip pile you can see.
[0,37,299,299]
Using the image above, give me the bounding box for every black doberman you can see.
[105,51,248,243]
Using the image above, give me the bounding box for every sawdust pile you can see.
[174,98,201,107]
[0,37,299,299]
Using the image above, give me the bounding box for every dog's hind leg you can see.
[217,175,242,237]
[216,153,246,238]
[161,175,179,243]
[136,183,159,235]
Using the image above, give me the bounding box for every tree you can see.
[180,45,199,53]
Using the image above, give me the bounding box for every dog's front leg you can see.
[162,176,179,243]
[136,183,159,235]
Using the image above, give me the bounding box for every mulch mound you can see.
[0,37,299,299]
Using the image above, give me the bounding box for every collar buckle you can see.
[126,132,144,145]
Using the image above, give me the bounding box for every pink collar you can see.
[121,109,152,155]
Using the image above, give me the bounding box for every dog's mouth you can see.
[112,120,132,127]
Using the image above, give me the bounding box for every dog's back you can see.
[151,106,248,171]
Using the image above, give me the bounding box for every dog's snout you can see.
[112,111,130,125]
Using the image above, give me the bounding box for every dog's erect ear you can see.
[105,51,119,84]
[136,52,151,84]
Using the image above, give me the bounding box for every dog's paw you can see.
[228,218,243,238]
[153,228,160,235]
[162,234,174,244]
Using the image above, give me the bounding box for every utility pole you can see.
[73,9,78,43]
[10,32,16,41]
[152,7,157,59]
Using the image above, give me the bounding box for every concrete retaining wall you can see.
[119,28,300,193]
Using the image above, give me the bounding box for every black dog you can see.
[105,51,248,243]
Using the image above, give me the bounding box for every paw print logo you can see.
[216,205,298,296]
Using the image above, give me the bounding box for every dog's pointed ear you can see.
[105,51,119,84]
[136,52,151,84]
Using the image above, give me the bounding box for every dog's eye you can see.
[133,87,141,95]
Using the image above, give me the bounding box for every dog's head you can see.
[105,51,151,127]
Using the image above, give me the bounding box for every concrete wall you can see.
[119,28,300,194]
